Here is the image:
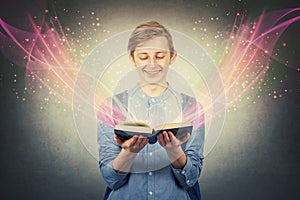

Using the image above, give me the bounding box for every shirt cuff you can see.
[101,161,129,180]
[171,157,195,188]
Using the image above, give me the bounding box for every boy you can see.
[98,21,204,200]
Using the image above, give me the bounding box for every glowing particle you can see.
[193,27,196,31]
[45,9,49,13]
[282,42,287,47]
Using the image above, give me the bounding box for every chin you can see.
[141,78,166,85]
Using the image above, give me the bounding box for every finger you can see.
[136,135,146,145]
[114,134,123,146]
[131,135,147,151]
[163,131,171,143]
[167,131,176,141]
[157,133,166,146]
[139,137,149,148]
[124,135,138,147]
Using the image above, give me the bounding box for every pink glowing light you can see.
[218,8,300,107]
[0,7,299,125]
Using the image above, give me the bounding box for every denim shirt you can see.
[97,85,205,200]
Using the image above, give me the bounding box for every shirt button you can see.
[149,172,153,176]
[151,98,155,102]
[186,180,190,184]
[149,152,153,156]
[149,191,153,195]
[181,171,185,174]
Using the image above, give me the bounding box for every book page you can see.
[154,122,192,130]
[118,121,150,127]
[115,122,153,134]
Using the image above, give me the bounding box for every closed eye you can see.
[156,52,166,59]
[156,55,165,59]
[138,56,148,60]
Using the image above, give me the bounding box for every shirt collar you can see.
[128,83,183,103]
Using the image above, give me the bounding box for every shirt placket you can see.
[146,97,154,199]
[147,144,155,200]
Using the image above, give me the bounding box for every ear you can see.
[169,51,177,65]
[129,54,136,67]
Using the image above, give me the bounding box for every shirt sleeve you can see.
[172,96,205,189]
[171,125,204,189]
[97,97,130,189]
[98,122,130,189]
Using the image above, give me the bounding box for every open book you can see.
[114,121,193,144]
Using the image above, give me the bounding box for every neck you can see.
[139,82,168,97]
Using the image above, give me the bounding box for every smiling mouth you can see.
[143,69,162,75]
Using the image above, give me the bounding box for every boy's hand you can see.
[157,131,190,151]
[114,134,148,153]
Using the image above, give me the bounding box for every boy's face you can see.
[129,36,176,85]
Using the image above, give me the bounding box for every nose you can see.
[148,56,157,65]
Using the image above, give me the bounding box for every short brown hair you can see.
[127,21,175,56]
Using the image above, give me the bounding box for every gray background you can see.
[1,0,299,199]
